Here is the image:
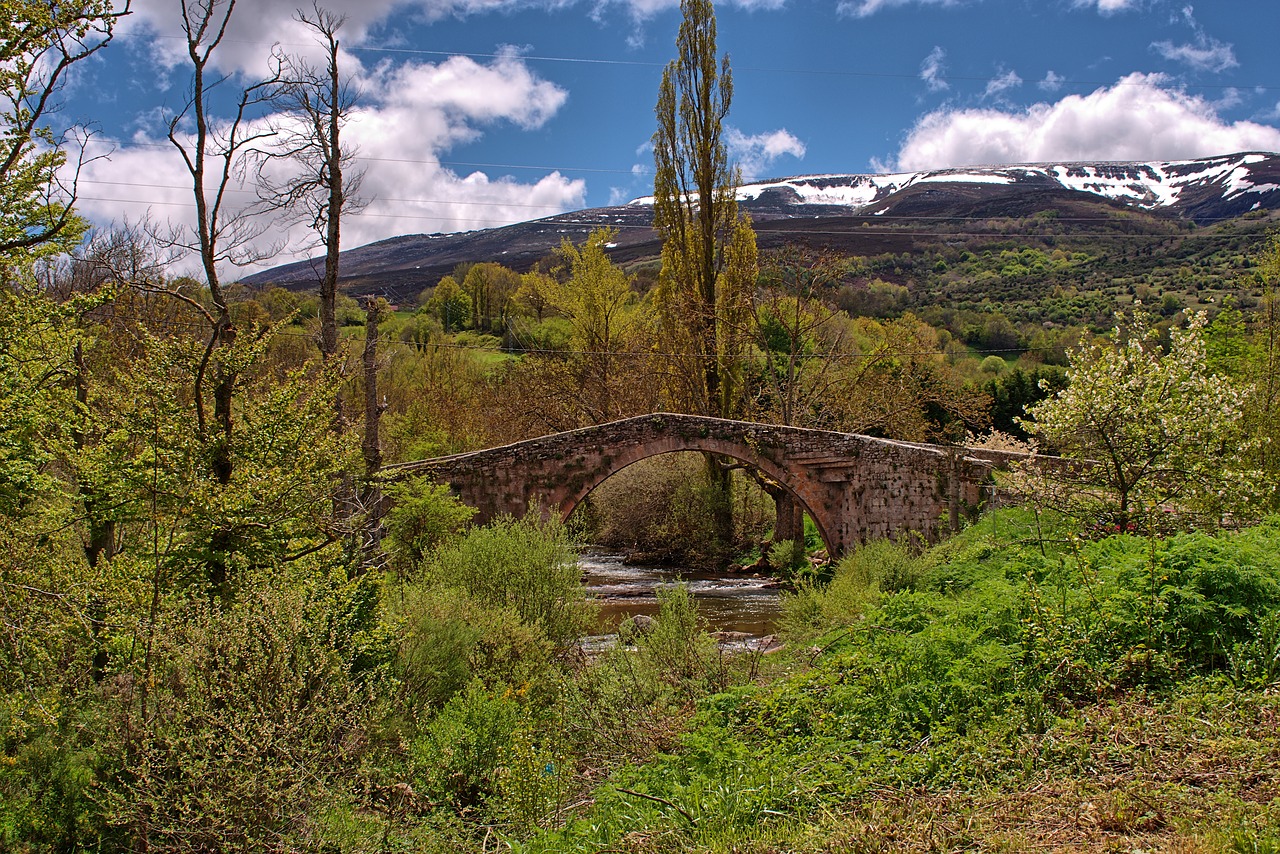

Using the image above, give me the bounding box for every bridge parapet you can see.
[387,413,1023,558]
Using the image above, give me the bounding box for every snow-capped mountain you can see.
[246,152,1280,295]
[630,151,1280,221]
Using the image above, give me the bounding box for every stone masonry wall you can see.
[387,413,1013,557]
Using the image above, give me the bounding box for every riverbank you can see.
[525,512,1280,852]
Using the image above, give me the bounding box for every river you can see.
[580,551,784,637]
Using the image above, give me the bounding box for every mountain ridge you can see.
[245,151,1280,299]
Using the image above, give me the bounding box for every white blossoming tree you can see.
[1020,310,1265,531]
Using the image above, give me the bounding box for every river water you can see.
[580,551,784,637]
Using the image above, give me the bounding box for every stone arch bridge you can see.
[386,413,1023,558]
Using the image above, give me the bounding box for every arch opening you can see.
[556,444,836,560]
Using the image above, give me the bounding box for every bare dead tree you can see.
[142,0,287,598]
[258,3,366,361]
[362,297,385,479]
[157,0,281,488]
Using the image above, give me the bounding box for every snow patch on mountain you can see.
[627,152,1280,217]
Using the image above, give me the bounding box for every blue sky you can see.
[62,0,1280,271]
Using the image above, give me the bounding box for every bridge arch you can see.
[552,435,835,556]
[390,413,1019,558]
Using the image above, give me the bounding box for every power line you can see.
[76,193,1275,238]
[78,177,1263,224]
[90,140,639,175]
[96,310,1061,362]
[139,33,1280,93]
[78,179,582,209]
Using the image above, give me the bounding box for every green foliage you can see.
[531,516,1280,852]
[1021,310,1266,530]
[425,512,592,645]
[562,583,728,774]
[91,574,381,851]
[639,584,727,692]
[767,538,805,573]
[0,289,79,516]
[588,454,772,568]
[781,538,926,641]
[983,363,1067,437]
[0,1,116,264]
[462,263,521,333]
[425,275,472,332]
[409,680,522,814]
[978,354,1009,373]
[394,586,553,709]
[0,697,110,853]
[382,477,476,573]
[835,278,909,318]
[499,717,571,836]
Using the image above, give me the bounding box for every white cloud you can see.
[983,69,1022,100]
[920,47,948,93]
[125,0,781,71]
[892,72,1280,171]
[839,0,1134,15]
[1150,5,1237,73]
[836,0,957,18]
[725,128,806,180]
[1213,88,1243,111]
[72,49,586,275]
[1151,37,1237,72]
[376,48,567,131]
[1076,0,1137,13]
[124,0,380,79]
[1039,70,1065,92]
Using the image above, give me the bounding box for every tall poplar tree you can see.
[652,0,756,421]
[652,0,758,555]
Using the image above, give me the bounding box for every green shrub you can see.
[425,513,592,645]
[562,584,726,769]
[640,584,727,692]
[498,718,571,837]
[767,538,805,574]
[979,354,1009,374]
[382,477,476,574]
[1015,521,1280,698]
[97,578,378,851]
[1230,610,1280,688]
[395,586,553,710]
[410,681,520,814]
[780,538,926,639]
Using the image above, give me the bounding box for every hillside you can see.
[244,152,1280,307]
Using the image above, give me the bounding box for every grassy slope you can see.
[528,513,1280,853]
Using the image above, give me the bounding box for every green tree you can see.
[428,275,472,332]
[544,227,648,423]
[463,262,521,333]
[651,0,757,420]
[1020,311,1264,530]
[1249,234,1280,493]
[754,246,849,428]
[0,1,126,268]
[652,0,757,556]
